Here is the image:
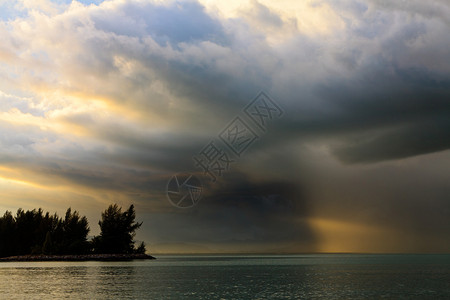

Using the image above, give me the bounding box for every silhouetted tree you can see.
[14,208,44,255]
[135,241,146,254]
[0,207,90,257]
[59,208,90,254]
[92,204,145,254]
[0,205,147,257]
[0,211,16,257]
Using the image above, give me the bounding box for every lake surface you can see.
[0,254,449,299]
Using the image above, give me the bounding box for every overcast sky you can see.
[0,0,449,253]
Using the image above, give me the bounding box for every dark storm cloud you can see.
[20,0,450,183]
[145,172,318,251]
[310,152,450,250]
[334,117,450,163]
[314,65,450,162]
[261,0,450,163]
[2,0,448,190]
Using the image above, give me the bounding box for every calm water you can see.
[0,254,449,299]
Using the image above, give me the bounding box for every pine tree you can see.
[93,204,145,254]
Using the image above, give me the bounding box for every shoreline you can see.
[0,253,156,262]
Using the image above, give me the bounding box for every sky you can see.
[0,0,449,254]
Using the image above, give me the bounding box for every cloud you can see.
[334,117,450,163]
[142,173,318,252]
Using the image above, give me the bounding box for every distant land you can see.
[0,253,155,262]
[0,204,150,261]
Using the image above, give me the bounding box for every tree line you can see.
[0,204,146,258]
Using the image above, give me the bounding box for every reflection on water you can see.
[0,255,449,299]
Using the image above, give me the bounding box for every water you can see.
[0,254,449,299]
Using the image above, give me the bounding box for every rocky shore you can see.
[0,253,155,262]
